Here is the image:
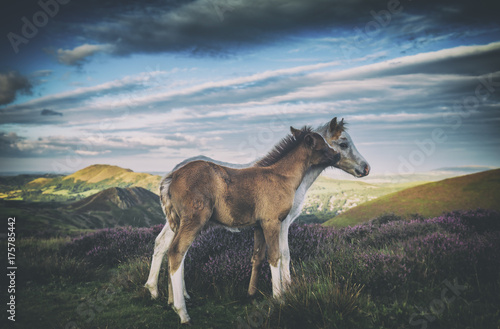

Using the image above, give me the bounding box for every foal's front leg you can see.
[279,219,292,291]
[248,226,266,297]
[262,220,283,298]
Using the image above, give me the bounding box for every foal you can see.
[145,117,370,304]
[157,127,340,324]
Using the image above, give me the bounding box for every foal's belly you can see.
[210,205,258,228]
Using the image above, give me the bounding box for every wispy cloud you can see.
[1,42,499,172]
[49,43,115,66]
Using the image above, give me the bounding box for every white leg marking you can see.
[181,261,190,299]
[171,257,191,324]
[280,220,291,291]
[145,225,175,299]
[270,259,282,298]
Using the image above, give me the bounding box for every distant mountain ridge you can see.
[1,186,165,236]
[324,169,500,228]
[0,164,162,202]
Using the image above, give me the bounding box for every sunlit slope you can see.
[297,175,425,224]
[63,164,161,190]
[1,164,163,202]
[324,169,500,228]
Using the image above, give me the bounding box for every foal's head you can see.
[290,126,341,167]
[319,117,370,177]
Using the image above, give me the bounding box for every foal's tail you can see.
[159,172,180,232]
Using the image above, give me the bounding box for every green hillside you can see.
[324,169,500,228]
[1,187,164,237]
[297,176,425,224]
[0,164,162,202]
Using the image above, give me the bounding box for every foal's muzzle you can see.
[354,162,370,177]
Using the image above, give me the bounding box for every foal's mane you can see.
[255,126,314,167]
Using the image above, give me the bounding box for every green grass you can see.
[324,169,500,228]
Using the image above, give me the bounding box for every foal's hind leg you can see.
[145,224,175,299]
[168,210,210,324]
[248,226,266,297]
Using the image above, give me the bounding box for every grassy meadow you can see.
[5,210,500,328]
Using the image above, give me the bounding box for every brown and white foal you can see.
[150,127,340,324]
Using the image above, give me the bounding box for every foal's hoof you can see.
[144,285,158,299]
[181,320,193,326]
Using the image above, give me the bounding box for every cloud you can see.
[51,43,115,66]
[71,0,500,57]
[31,70,53,78]
[1,42,499,166]
[0,130,223,158]
[0,71,32,105]
[41,109,63,116]
[0,70,169,123]
[3,42,500,129]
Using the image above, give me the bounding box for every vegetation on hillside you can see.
[0,187,164,237]
[11,210,500,328]
[0,164,162,202]
[325,169,500,228]
[297,177,424,224]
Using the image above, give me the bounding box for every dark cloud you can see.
[70,0,500,57]
[0,71,163,123]
[0,71,32,105]
[41,109,63,116]
[1,0,499,63]
[0,132,28,157]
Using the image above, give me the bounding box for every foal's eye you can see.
[340,143,348,149]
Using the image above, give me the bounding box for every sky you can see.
[0,0,499,177]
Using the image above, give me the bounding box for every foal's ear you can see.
[290,126,301,138]
[304,133,316,148]
[329,117,338,132]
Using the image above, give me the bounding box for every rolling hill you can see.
[1,187,165,237]
[324,169,500,228]
[0,164,162,202]
[296,176,425,224]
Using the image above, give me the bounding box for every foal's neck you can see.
[271,145,311,189]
